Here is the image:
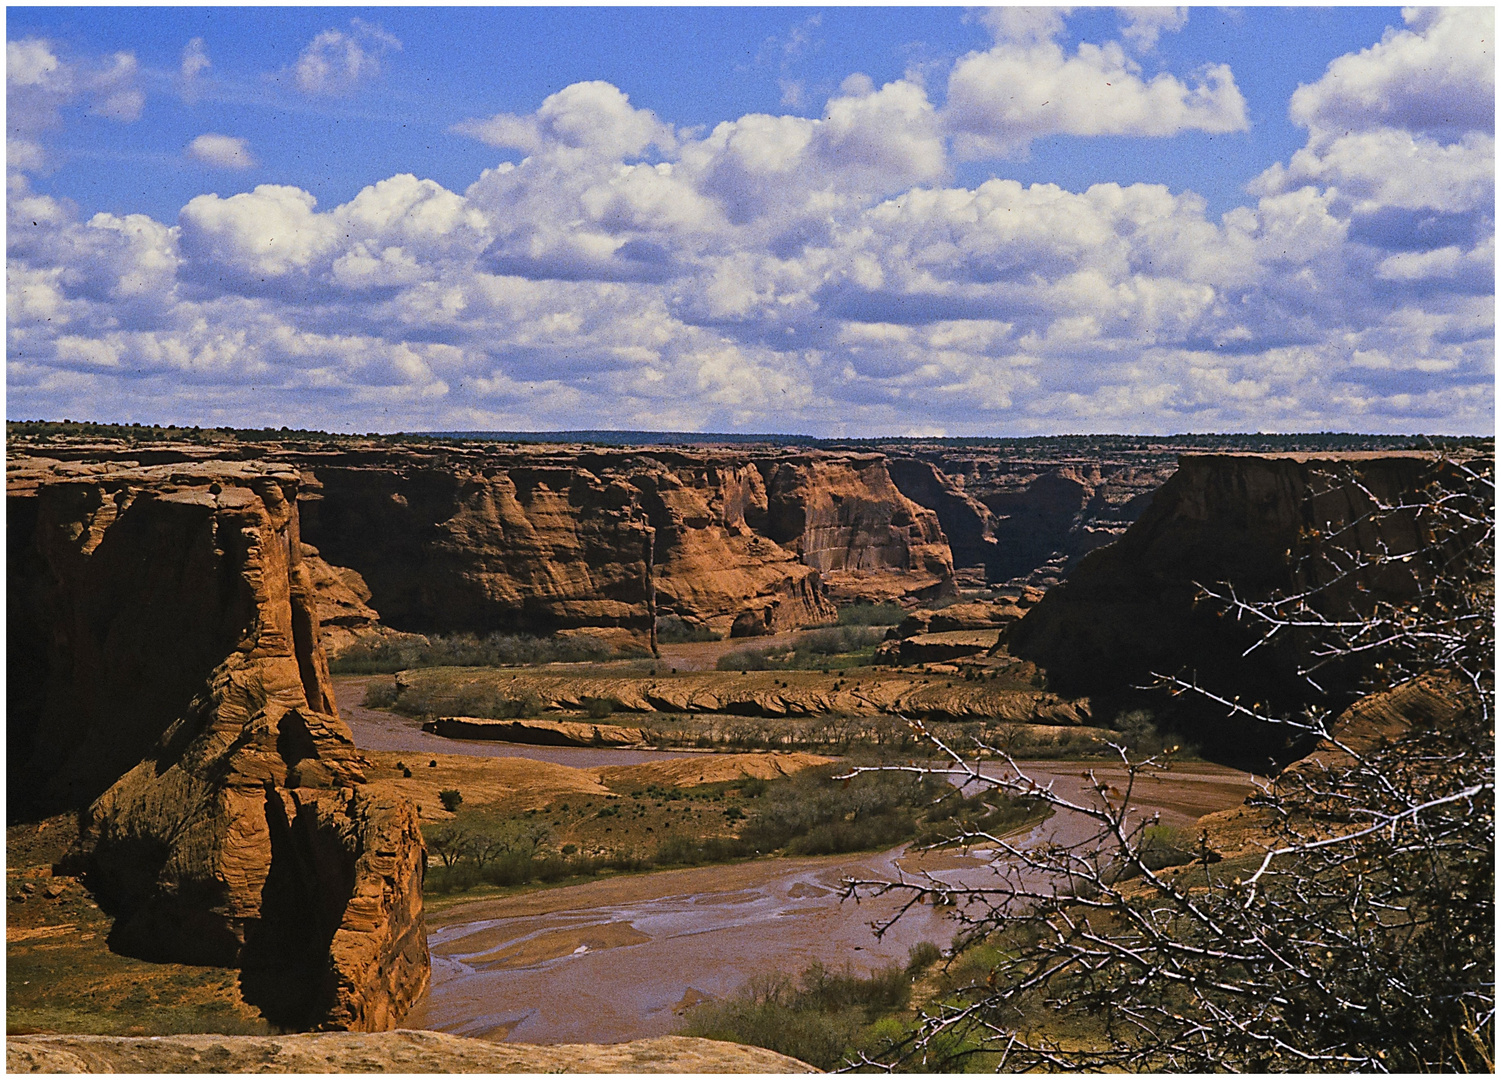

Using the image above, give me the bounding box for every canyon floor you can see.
[6,645,1125,1054]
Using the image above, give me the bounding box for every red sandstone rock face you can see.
[290,445,960,640]
[8,458,428,1032]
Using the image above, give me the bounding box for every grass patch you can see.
[717,626,886,672]
[419,768,1049,897]
[7,818,269,1037]
[835,601,906,627]
[330,631,646,674]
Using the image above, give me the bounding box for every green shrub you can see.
[906,941,942,977]
[583,696,616,719]
[329,631,645,674]
[438,789,463,813]
[682,961,913,1070]
[361,678,398,708]
[836,601,905,626]
[716,647,776,671]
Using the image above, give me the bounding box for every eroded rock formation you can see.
[7,457,428,1031]
[290,444,959,642]
[1009,452,1469,754]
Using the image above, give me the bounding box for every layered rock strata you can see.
[887,449,1177,585]
[1009,452,1473,745]
[7,457,428,1030]
[395,668,1090,726]
[289,445,955,641]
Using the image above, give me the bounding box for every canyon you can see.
[7,425,1482,1057]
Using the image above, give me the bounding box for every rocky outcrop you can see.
[763,455,953,604]
[300,543,385,656]
[875,630,1001,665]
[397,667,1090,726]
[6,1031,816,1074]
[7,457,428,1031]
[888,449,1176,585]
[1009,452,1468,748]
[423,716,648,747]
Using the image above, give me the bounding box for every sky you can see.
[6,6,1494,436]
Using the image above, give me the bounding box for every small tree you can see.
[841,455,1493,1072]
[438,788,463,813]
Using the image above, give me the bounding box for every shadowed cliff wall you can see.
[1009,452,1467,759]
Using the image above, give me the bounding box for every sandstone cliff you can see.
[7,458,428,1031]
[888,449,1175,586]
[289,444,960,642]
[1008,452,1463,753]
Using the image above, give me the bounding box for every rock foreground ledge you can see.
[6,1031,815,1074]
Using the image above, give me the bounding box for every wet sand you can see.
[410,759,1257,1045]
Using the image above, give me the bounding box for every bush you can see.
[716,647,777,671]
[713,626,884,672]
[794,625,885,655]
[848,455,1496,1072]
[361,678,398,709]
[329,631,644,674]
[656,615,721,643]
[836,601,905,626]
[906,941,942,977]
[583,696,616,719]
[438,789,463,813]
[682,961,912,1071]
[391,682,542,720]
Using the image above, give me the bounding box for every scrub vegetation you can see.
[420,766,1049,897]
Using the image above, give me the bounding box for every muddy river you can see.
[405,758,1257,1044]
[333,677,1257,1044]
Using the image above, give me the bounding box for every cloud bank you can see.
[6,9,1493,435]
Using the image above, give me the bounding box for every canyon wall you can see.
[888,450,1176,587]
[1008,452,1463,747]
[7,458,428,1031]
[9,437,1187,650]
[289,445,957,642]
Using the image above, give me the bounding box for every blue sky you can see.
[7,7,1494,435]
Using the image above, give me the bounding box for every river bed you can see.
[333,677,1257,1045]
[335,675,697,767]
[406,758,1257,1045]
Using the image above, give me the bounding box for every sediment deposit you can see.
[394,666,1091,726]
[7,457,428,1030]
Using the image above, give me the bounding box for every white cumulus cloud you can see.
[1119,7,1189,51]
[5,11,1491,437]
[1290,7,1493,141]
[944,18,1247,159]
[186,133,255,170]
[289,18,400,96]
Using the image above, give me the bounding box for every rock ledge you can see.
[6,1031,816,1074]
